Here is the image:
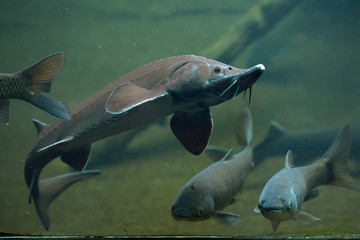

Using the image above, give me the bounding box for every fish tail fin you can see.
[322,124,360,192]
[27,93,71,120]
[24,52,65,93]
[33,170,100,230]
[236,108,253,147]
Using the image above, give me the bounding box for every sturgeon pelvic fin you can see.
[61,144,92,171]
[170,107,213,155]
[34,170,100,230]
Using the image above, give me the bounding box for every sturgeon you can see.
[24,55,264,229]
[171,108,253,225]
[254,124,360,232]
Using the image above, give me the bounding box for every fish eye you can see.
[197,209,203,217]
[286,201,293,211]
[214,66,221,73]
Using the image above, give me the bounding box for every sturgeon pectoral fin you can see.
[35,170,100,230]
[292,210,321,224]
[105,82,168,115]
[214,211,240,226]
[170,108,213,155]
[0,99,10,125]
[61,144,91,171]
[37,136,74,152]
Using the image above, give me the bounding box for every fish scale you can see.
[0,75,32,99]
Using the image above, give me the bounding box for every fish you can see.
[254,124,360,232]
[171,108,254,225]
[24,55,264,230]
[253,122,360,166]
[0,52,71,124]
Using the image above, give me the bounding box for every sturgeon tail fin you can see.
[322,124,360,192]
[236,108,253,148]
[34,170,100,230]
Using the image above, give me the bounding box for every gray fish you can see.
[0,52,71,124]
[171,108,253,225]
[254,124,360,232]
[253,122,360,166]
[24,55,264,230]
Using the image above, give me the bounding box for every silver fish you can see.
[254,124,360,232]
[25,55,264,230]
[171,108,253,225]
[0,52,70,124]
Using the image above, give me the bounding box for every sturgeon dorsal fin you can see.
[267,121,286,140]
[285,150,295,168]
[105,82,168,115]
[61,144,92,171]
[32,119,48,136]
[170,107,213,155]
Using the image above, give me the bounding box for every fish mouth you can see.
[170,206,192,220]
[211,64,265,104]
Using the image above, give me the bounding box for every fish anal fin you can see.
[214,211,240,226]
[61,144,91,171]
[271,220,280,232]
[35,170,100,230]
[304,189,319,201]
[28,93,71,120]
[0,99,10,125]
[32,119,48,136]
[25,52,65,93]
[105,82,169,115]
[170,107,212,155]
[292,210,321,224]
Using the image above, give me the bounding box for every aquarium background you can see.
[0,0,360,236]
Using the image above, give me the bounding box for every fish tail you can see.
[27,93,71,120]
[33,170,100,230]
[24,52,65,93]
[236,108,253,147]
[322,124,360,192]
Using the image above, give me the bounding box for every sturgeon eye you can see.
[214,66,221,73]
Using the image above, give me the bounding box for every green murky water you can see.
[0,0,360,237]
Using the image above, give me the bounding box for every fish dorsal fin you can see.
[285,150,295,168]
[25,52,66,93]
[32,119,48,136]
[267,121,286,140]
[170,107,213,155]
[0,99,10,125]
[105,82,169,115]
[61,144,92,171]
[236,108,253,147]
[205,146,233,162]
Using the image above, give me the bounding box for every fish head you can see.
[257,191,298,221]
[171,183,214,221]
[166,58,264,108]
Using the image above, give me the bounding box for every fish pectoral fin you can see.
[214,211,240,226]
[205,146,232,162]
[253,207,261,213]
[271,220,280,232]
[105,82,169,115]
[304,189,320,201]
[0,99,10,125]
[35,170,100,230]
[61,144,92,171]
[170,107,213,155]
[292,210,321,224]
